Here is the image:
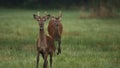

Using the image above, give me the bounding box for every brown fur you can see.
[48,15,63,55]
[36,36,55,54]
[48,20,63,40]
[33,14,55,68]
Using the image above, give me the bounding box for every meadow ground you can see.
[0,8,120,68]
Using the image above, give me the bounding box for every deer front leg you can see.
[50,53,53,68]
[43,53,48,68]
[36,52,40,68]
[57,39,61,55]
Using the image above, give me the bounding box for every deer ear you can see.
[33,14,41,21]
[44,11,51,20]
[33,14,37,19]
[44,14,51,20]
[46,14,51,19]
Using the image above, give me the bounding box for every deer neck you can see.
[39,29,46,42]
[38,29,48,51]
[55,27,60,35]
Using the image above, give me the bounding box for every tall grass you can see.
[0,8,120,68]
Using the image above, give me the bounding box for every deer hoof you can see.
[57,49,61,55]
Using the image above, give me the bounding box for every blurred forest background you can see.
[0,0,120,18]
[0,0,120,9]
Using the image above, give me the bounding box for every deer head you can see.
[33,12,50,31]
[51,11,62,28]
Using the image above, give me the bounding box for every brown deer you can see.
[48,11,63,55]
[33,12,55,68]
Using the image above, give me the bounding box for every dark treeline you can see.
[0,0,120,9]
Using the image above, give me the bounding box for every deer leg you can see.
[50,53,53,68]
[42,53,44,59]
[57,39,61,55]
[43,53,48,68]
[36,52,40,68]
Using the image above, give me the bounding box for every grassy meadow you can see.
[0,8,120,68]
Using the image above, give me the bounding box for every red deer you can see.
[48,11,63,55]
[33,12,55,68]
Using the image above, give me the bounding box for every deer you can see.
[48,11,63,55]
[33,12,55,68]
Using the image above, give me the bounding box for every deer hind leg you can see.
[43,53,48,68]
[57,39,61,55]
[50,53,53,68]
[36,52,40,68]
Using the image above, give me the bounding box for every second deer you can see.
[48,11,63,55]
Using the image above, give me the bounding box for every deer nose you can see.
[40,28,42,31]
[40,27,43,31]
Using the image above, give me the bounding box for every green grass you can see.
[0,8,120,68]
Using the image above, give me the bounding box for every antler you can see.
[58,11,62,18]
[44,11,51,19]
